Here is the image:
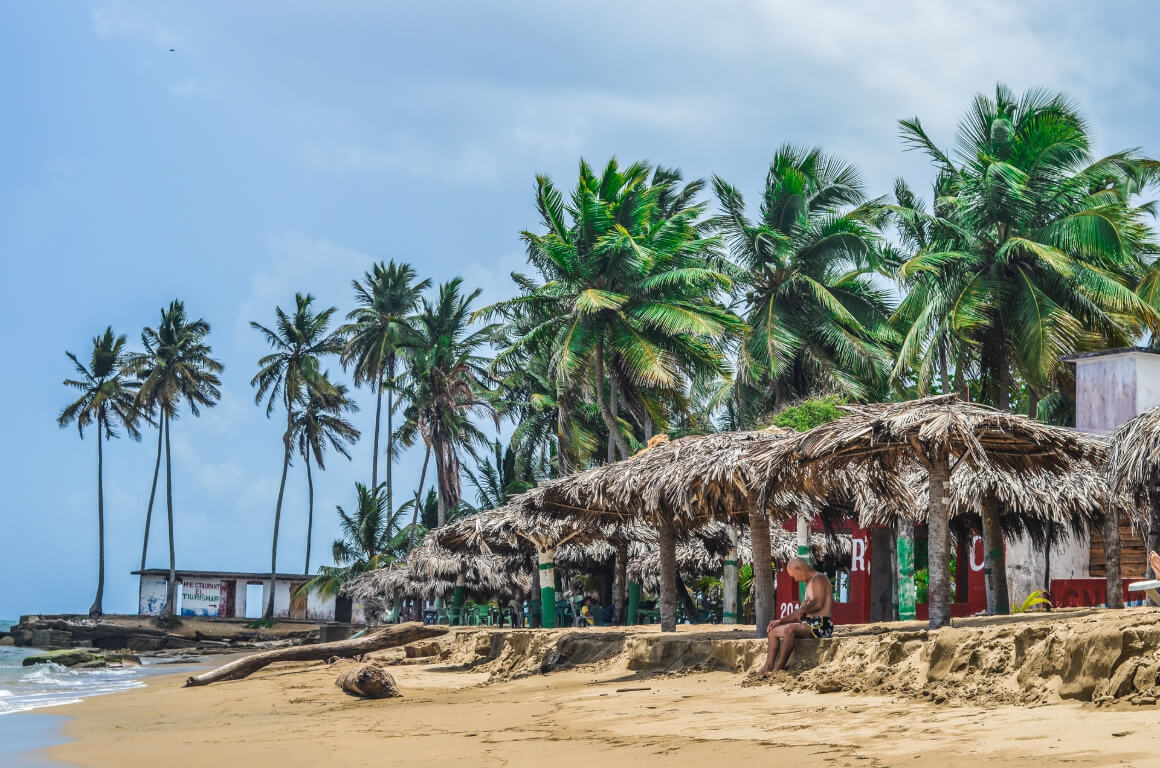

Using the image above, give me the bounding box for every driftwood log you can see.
[336,664,400,698]
[184,623,446,687]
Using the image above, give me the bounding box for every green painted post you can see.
[897,522,916,621]
[451,573,466,626]
[796,515,812,601]
[627,581,641,625]
[538,549,557,629]
[386,590,401,623]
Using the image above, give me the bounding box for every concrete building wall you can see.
[1135,356,1160,415]
[306,593,336,621]
[1006,531,1090,607]
[1075,355,1139,433]
[138,575,169,616]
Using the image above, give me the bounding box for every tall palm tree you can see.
[59,328,141,617]
[301,483,409,599]
[251,293,342,619]
[394,279,498,527]
[339,262,430,514]
[711,145,898,423]
[894,85,1160,615]
[294,371,360,574]
[487,158,742,463]
[128,302,222,618]
[897,85,1158,410]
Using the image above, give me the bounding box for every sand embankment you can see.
[47,610,1160,767]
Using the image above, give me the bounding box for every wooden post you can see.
[538,548,557,627]
[897,519,916,621]
[658,517,678,632]
[722,528,739,625]
[981,495,1010,614]
[927,452,952,629]
[613,539,628,625]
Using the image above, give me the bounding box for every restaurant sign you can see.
[180,580,222,617]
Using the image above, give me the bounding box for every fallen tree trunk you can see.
[336,664,400,698]
[184,623,447,687]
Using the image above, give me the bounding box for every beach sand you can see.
[44,627,1160,768]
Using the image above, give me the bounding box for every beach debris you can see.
[21,649,140,668]
[615,686,651,692]
[184,622,447,687]
[336,664,401,699]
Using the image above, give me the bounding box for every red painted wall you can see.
[775,521,988,625]
[1051,578,1142,608]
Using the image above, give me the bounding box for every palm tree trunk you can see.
[981,495,1010,614]
[1105,508,1123,609]
[164,412,178,619]
[938,340,951,395]
[140,422,163,572]
[1027,389,1040,421]
[266,416,293,620]
[927,451,952,629]
[594,342,630,459]
[748,491,775,637]
[304,450,314,575]
[89,419,105,618]
[658,517,677,632]
[607,380,618,463]
[613,539,628,624]
[407,445,431,553]
[385,360,395,516]
[371,371,383,491]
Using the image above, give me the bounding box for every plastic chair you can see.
[474,605,492,626]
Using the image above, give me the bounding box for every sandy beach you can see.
[39,621,1160,768]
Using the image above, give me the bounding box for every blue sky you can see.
[2,1,1158,617]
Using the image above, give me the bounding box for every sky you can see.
[1,1,1158,618]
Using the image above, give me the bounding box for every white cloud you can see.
[91,3,177,48]
[301,139,500,184]
[168,78,205,97]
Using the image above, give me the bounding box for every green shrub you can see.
[770,395,846,432]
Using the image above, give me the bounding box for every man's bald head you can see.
[786,557,814,579]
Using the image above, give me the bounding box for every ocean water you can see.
[0,619,154,716]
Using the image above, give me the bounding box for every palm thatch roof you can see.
[1110,406,1160,501]
[756,394,1109,506]
[848,459,1136,539]
[512,427,805,528]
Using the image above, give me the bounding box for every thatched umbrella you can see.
[758,394,1107,628]
[1110,406,1160,580]
[513,427,801,633]
[423,506,608,628]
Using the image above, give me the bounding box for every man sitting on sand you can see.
[761,557,833,674]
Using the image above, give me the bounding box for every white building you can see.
[1006,348,1160,603]
[132,569,366,623]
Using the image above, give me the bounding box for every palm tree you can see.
[394,279,499,528]
[893,85,1160,616]
[294,371,360,574]
[487,158,742,464]
[59,328,141,617]
[251,293,342,619]
[128,302,222,618]
[301,483,409,599]
[711,145,898,423]
[897,85,1158,411]
[339,262,430,514]
[463,440,536,510]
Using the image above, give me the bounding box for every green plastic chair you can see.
[474,605,492,626]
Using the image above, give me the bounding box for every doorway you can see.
[245,583,264,619]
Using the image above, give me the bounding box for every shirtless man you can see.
[760,557,833,674]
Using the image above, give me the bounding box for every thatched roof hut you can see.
[512,427,803,632]
[1110,406,1160,501]
[759,394,1110,628]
